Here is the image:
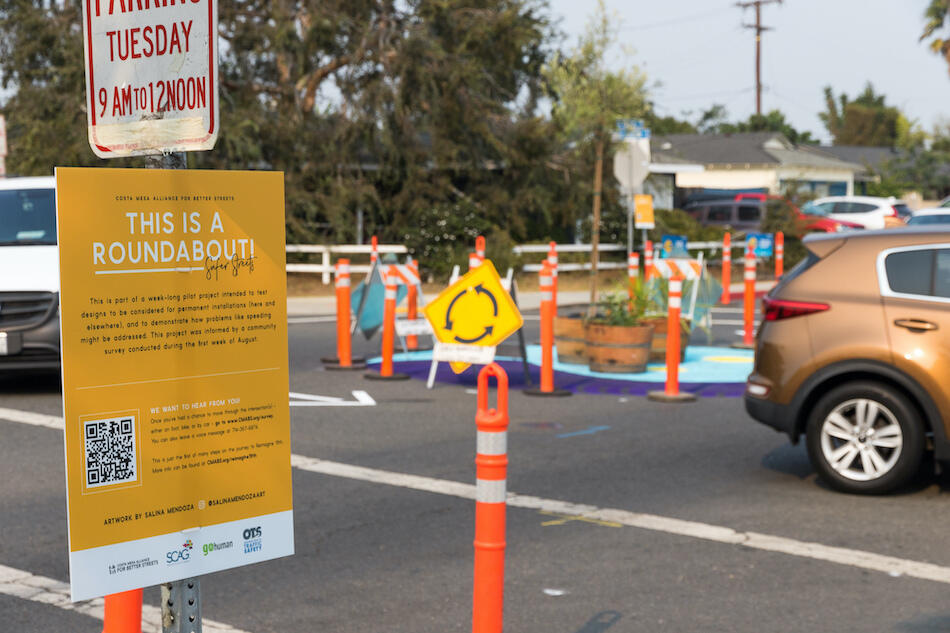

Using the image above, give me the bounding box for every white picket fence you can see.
[286,244,408,284]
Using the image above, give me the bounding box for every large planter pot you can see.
[585,323,654,374]
[642,316,690,363]
[554,313,587,364]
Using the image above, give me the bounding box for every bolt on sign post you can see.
[366,267,411,381]
[424,260,523,376]
[80,0,218,158]
[524,262,570,397]
[473,363,510,633]
[647,276,696,403]
[55,169,294,604]
[720,233,732,304]
[324,259,366,370]
[775,231,784,278]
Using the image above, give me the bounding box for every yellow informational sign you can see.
[56,168,293,601]
[423,260,523,373]
[634,194,655,229]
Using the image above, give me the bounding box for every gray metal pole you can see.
[356,208,364,245]
[148,150,202,633]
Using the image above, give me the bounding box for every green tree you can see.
[922,0,950,73]
[696,104,817,144]
[819,83,903,147]
[543,0,648,308]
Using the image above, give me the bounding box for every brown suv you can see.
[745,228,950,493]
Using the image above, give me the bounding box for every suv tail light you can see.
[763,297,829,321]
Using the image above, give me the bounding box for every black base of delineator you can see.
[364,372,411,381]
[646,390,697,403]
[522,387,572,397]
[324,361,367,371]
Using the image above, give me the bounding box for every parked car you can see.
[0,176,60,372]
[800,195,906,230]
[745,227,950,493]
[684,193,862,236]
[907,208,950,226]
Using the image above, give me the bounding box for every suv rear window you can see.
[707,206,732,223]
[884,248,950,298]
[0,188,56,246]
[737,205,761,222]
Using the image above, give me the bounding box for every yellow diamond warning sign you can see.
[424,260,523,373]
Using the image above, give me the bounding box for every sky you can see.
[546,0,950,144]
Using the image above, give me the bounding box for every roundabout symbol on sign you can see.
[444,284,499,344]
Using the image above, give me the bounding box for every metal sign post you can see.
[162,579,201,633]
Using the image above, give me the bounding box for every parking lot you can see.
[4,303,950,633]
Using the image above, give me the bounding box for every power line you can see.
[736,0,783,115]
[618,5,732,31]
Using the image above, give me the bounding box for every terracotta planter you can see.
[585,322,654,373]
[554,313,587,364]
[642,316,690,363]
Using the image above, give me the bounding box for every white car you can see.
[800,196,908,230]
[0,176,61,372]
[907,207,950,226]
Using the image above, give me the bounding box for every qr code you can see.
[84,416,137,488]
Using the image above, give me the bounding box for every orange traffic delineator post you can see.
[732,246,757,349]
[476,235,486,261]
[323,259,367,370]
[720,232,732,304]
[370,235,378,265]
[102,589,143,633]
[775,231,784,278]
[644,239,654,281]
[469,251,483,270]
[648,275,696,403]
[473,362,510,633]
[366,267,410,381]
[524,262,570,397]
[627,251,639,298]
[547,241,558,307]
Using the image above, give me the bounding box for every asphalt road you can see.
[4,306,950,632]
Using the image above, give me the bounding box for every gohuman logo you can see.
[202,540,233,556]
[166,540,193,564]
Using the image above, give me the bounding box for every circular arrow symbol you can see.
[443,284,499,342]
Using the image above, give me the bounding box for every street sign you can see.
[634,194,655,229]
[615,119,650,140]
[423,260,522,374]
[660,235,689,259]
[746,232,774,257]
[613,137,651,192]
[56,168,293,601]
[80,0,219,158]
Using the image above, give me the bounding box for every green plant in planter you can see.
[588,281,650,326]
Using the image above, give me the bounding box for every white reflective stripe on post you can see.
[548,255,557,265]
[539,275,552,287]
[339,263,350,274]
[670,280,682,294]
[476,478,507,504]
[540,291,553,302]
[477,431,507,456]
[669,296,681,310]
[723,251,731,261]
[385,288,397,300]
[744,270,755,281]
[777,245,784,253]
[336,278,351,288]
[551,268,558,278]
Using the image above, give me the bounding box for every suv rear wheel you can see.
[805,382,924,494]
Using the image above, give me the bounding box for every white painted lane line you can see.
[0,563,248,633]
[0,407,63,430]
[6,409,950,585]
[289,390,376,407]
[288,316,337,324]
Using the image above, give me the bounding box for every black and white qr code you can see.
[84,417,137,488]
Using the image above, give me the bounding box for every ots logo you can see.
[166,540,194,564]
[243,526,262,555]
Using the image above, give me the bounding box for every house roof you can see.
[814,145,903,174]
[651,132,864,172]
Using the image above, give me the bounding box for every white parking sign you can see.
[81,0,219,158]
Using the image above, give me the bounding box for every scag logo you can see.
[166,539,194,564]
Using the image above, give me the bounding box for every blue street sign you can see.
[660,235,689,259]
[616,119,650,140]
[746,233,774,258]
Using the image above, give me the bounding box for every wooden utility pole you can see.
[737,0,782,115]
